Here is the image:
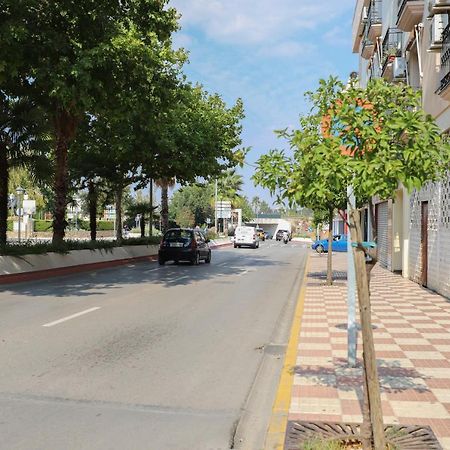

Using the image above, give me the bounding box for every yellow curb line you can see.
[264,255,309,450]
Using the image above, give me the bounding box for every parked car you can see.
[234,226,259,248]
[275,229,291,241]
[159,228,211,265]
[256,227,265,241]
[312,234,348,253]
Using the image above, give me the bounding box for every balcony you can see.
[381,29,404,81]
[438,24,450,100]
[429,0,450,16]
[397,0,424,32]
[368,0,383,41]
[361,22,375,59]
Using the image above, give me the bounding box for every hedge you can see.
[97,220,114,231]
[34,220,53,232]
[0,236,160,256]
[33,220,115,232]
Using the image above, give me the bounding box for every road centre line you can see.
[42,307,101,327]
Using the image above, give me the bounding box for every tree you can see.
[170,183,214,226]
[155,178,175,233]
[175,207,195,228]
[217,168,244,207]
[254,77,450,449]
[0,94,50,245]
[0,0,180,244]
[251,196,261,216]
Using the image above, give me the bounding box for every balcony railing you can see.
[381,28,403,71]
[361,22,375,59]
[369,0,382,25]
[439,23,450,93]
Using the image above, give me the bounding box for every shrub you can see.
[97,220,115,231]
[7,219,13,231]
[122,236,161,246]
[34,220,53,232]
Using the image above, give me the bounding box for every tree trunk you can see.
[52,110,77,246]
[349,208,385,450]
[0,143,8,246]
[149,179,153,237]
[161,182,169,233]
[88,180,97,242]
[140,214,145,237]
[327,208,333,285]
[115,186,123,242]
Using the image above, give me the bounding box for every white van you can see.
[234,226,259,249]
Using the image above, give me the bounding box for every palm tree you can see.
[217,168,244,208]
[155,178,175,233]
[0,94,50,245]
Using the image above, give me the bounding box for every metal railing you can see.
[381,28,403,71]
[361,21,375,56]
[368,0,382,27]
[440,23,450,91]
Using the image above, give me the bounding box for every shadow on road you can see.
[1,247,296,298]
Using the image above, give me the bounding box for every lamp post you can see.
[16,186,25,243]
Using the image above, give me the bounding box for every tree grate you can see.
[284,420,443,449]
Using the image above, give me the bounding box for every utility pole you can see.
[214,179,218,232]
[149,179,153,237]
[347,185,357,367]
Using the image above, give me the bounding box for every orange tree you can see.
[254,76,450,449]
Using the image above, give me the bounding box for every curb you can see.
[0,241,233,285]
[264,255,309,450]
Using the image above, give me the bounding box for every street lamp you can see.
[15,186,25,243]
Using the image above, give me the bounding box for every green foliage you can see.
[254,76,450,211]
[97,220,114,231]
[7,219,13,231]
[175,207,195,228]
[0,240,116,256]
[121,236,161,246]
[0,236,161,256]
[170,183,214,226]
[34,220,53,232]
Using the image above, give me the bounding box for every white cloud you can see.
[323,25,352,48]
[258,41,316,58]
[172,32,194,50]
[170,0,353,46]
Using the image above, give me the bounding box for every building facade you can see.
[352,0,450,299]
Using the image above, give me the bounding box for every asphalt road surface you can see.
[0,240,308,450]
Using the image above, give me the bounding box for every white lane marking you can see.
[42,307,101,328]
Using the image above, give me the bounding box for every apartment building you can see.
[352,0,450,299]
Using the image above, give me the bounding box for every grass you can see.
[302,438,347,450]
[301,437,399,450]
[0,236,161,256]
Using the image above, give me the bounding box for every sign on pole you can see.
[215,200,231,219]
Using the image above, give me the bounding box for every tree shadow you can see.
[0,248,292,298]
[293,358,431,405]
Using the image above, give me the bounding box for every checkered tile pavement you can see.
[289,252,450,449]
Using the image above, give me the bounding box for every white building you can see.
[352,0,450,299]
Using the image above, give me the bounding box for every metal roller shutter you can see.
[377,201,389,268]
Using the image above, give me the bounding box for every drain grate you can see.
[284,421,442,450]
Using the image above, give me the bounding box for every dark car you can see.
[158,228,211,265]
[275,229,291,241]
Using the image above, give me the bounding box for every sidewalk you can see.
[287,252,450,449]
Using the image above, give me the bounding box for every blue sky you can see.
[170,0,357,205]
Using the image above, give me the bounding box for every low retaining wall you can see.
[0,241,233,285]
[0,245,160,284]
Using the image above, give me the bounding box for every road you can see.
[0,240,307,450]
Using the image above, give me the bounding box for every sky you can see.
[170,0,358,205]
